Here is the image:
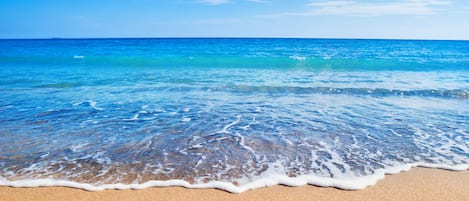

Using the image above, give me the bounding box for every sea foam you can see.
[73,55,85,59]
[1,163,468,193]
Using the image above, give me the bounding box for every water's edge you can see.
[1,163,467,193]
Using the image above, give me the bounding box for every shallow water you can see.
[0,38,468,192]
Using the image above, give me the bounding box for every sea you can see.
[0,38,468,193]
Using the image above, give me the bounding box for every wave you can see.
[9,82,469,99]
[214,86,469,99]
[1,163,467,193]
[1,55,467,71]
[289,55,306,61]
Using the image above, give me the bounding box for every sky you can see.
[1,0,469,39]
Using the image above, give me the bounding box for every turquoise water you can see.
[0,38,468,192]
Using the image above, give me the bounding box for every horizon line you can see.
[0,36,468,42]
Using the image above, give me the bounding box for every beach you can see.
[2,0,469,196]
[2,0,469,200]
[1,168,468,201]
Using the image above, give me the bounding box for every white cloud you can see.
[199,0,267,5]
[269,0,451,17]
[308,1,354,7]
[247,0,269,2]
[200,0,230,5]
[310,0,451,16]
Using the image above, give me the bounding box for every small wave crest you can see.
[73,55,85,59]
[73,100,104,110]
[218,85,469,99]
[289,55,306,61]
[1,163,467,193]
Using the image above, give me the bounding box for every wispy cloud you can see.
[247,0,269,2]
[200,0,230,5]
[267,0,451,17]
[199,0,268,5]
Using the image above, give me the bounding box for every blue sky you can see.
[1,0,468,39]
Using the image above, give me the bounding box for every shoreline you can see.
[1,167,468,201]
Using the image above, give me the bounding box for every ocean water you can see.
[0,38,468,192]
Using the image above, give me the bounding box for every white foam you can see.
[289,55,306,61]
[73,55,85,59]
[70,143,89,152]
[195,155,206,167]
[73,100,104,111]
[88,100,104,111]
[217,115,241,134]
[235,132,255,153]
[130,114,139,120]
[1,163,467,193]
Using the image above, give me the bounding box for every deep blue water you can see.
[0,38,468,192]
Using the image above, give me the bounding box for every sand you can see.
[0,167,468,201]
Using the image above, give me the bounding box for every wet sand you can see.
[1,167,468,201]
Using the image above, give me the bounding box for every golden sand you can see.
[1,168,468,201]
